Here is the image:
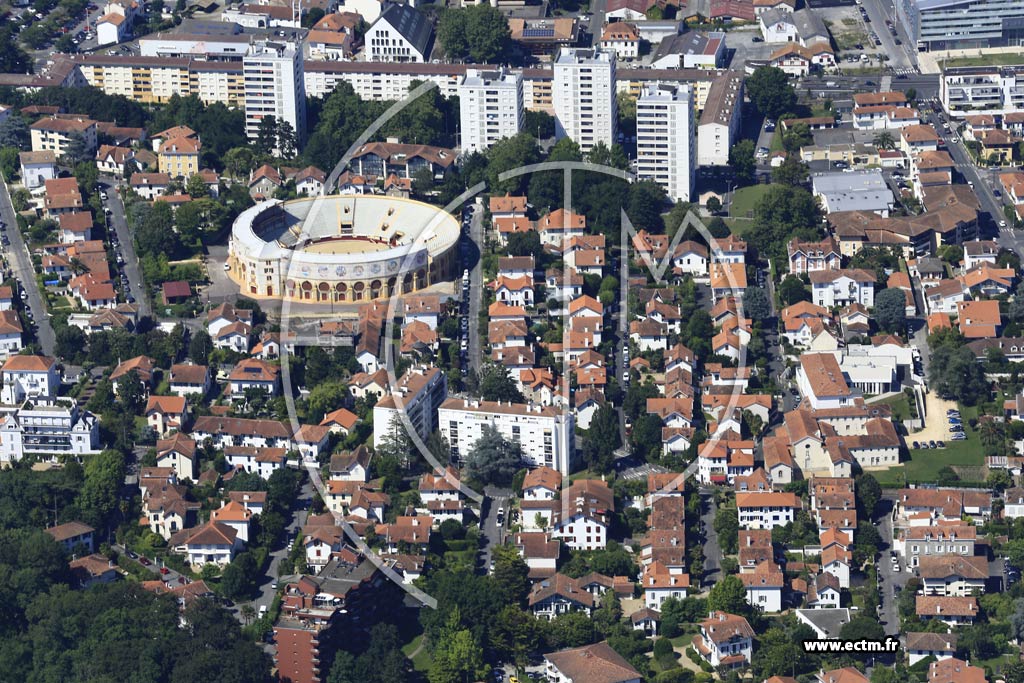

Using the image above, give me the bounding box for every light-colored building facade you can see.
[243,41,306,151]
[636,82,695,202]
[458,68,524,154]
[553,47,617,154]
[438,398,575,475]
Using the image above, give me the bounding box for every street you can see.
[859,0,917,71]
[102,179,152,318]
[698,490,721,589]
[479,486,511,573]
[0,176,56,356]
[875,498,909,637]
[466,203,483,375]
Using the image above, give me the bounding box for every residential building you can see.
[439,398,574,475]
[692,611,754,669]
[45,521,95,553]
[243,41,306,151]
[553,47,617,154]
[372,366,447,450]
[19,150,58,189]
[544,641,641,683]
[365,3,434,63]
[458,68,523,154]
[636,82,695,202]
[736,491,801,530]
[697,71,743,166]
[812,170,894,216]
[30,117,97,159]
[809,269,876,308]
[0,402,101,463]
[1,354,59,405]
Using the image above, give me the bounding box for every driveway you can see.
[112,542,190,589]
[102,179,151,318]
[0,176,56,356]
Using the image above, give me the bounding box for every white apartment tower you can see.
[438,398,575,475]
[458,68,524,154]
[243,41,307,151]
[636,82,695,202]
[553,47,617,154]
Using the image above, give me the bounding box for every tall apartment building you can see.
[897,0,1024,50]
[940,65,1024,117]
[553,47,617,154]
[636,82,695,202]
[458,68,524,154]
[438,398,575,475]
[372,366,448,450]
[697,70,743,166]
[243,41,306,151]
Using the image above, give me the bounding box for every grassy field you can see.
[874,393,914,421]
[401,634,431,671]
[944,53,1024,67]
[874,404,983,486]
[724,217,757,237]
[729,184,774,220]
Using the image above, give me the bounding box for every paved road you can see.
[112,542,189,589]
[802,74,940,101]
[479,487,511,573]
[466,204,483,375]
[246,477,313,618]
[0,177,56,356]
[587,0,607,44]
[875,498,909,636]
[859,0,913,70]
[102,179,152,318]
[698,490,721,589]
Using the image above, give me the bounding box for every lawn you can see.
[944,53,1024,67]
[729,184,774,220]
[401,634,432,672]
[874,404,983,486]
[874,393,914,421]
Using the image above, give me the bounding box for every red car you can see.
[159,567,170,575]
[139,556,151,566]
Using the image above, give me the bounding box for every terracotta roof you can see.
[170,363,208,385]
[544,641,640,683]
[917,555,988,580]
[46,520,94,542]
[3,354,55,373]
[915,595,979,617]
[146,395,186,415]
[699,611,755,643]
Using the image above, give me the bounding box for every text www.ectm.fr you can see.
[802,638,900,654]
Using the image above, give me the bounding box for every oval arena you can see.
[226,195,460,303]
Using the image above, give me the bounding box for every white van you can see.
[259,604,268,618]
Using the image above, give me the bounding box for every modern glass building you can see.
[896,0,1024,50]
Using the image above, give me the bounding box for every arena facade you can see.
[227,195,460,303]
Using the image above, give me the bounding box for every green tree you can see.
[306,380,349,424]
[116,369,146,414]
[750,185,821,259]
[437,4,511,63]
[778,274,810,305]
[746,67,797,119]
[741,286,771,320]
[223,147,255,179]
[928,335,987,405]
[478,362,524,402]
[713,506,739,554]
[428,609,487,683]
[0,115,29,149]
[77,449,126,529]
[729,139,756,185]
[135,200,181,258]
[255,115,278,156]
[581,404,622,474]
[465,425,522,486]
[491,544,530,606]
[706,196,722,214]
[189,329,214,364]
[855,473,882,518]
[873,131,896,150]
[707,575,747,615]
[772,156,809,186]
[874,287,908,334]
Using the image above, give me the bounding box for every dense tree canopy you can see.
[437,4,512,63]
[746,67,797,119]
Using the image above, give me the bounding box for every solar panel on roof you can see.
[522,27,555,37]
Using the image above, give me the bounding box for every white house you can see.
[740,561,783,613]
[1,354,59,405]
[224,446,288,478]
[544,642,641,683]
[759,8,797,42]
[170,521,240,567]
[736,492,801,530]
[809,269,876,308]
[97,12,130,46]
[693,611,754,669]
[19,151,58,189]
[552,479,613,551]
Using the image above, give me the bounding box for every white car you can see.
[1000,220,1008,228]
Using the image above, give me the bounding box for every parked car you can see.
[160,567,169,575]
[911,441,920,449]
[139,556,151,566]
[936,441,946,448]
